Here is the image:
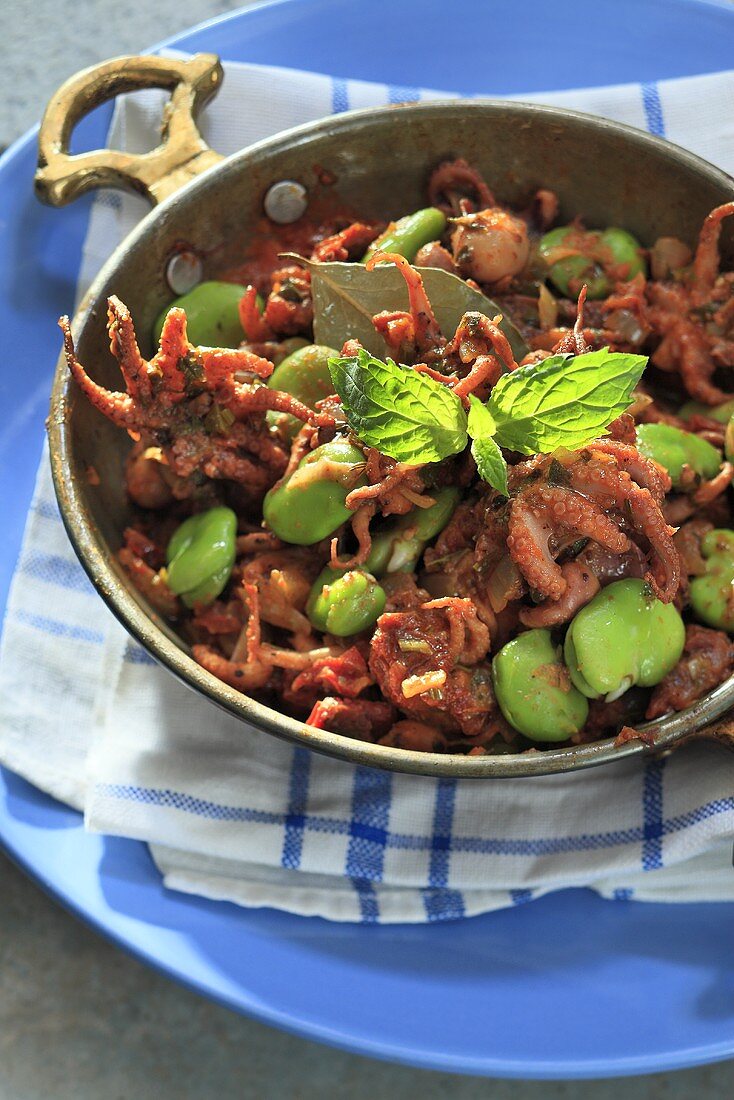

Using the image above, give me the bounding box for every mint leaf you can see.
[467,396,508,496]
[329,349,468,463]
[487,347,647,455]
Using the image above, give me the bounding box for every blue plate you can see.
[3,0,734,1079]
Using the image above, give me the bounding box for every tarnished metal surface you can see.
[40,64,734,776]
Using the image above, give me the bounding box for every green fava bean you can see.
[564,579,685,700]
[362,207,448,263]
[690,529,734,632]
[153,281,260,348]
[636,423,722,488]
[679,397,734,424]
[364,487,460,575]
[272,337,309,364]
[725,414,734,464]
[267,344,339,437]
[601,227,647,277]
[166,506,237,609]
[492,628,589,742]
[307,566,386,636]
[268,344,338,407]
[262,440,367,546]
[539,226,645,300]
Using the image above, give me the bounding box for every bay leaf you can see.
[284,256,529,363]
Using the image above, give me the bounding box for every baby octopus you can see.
[61,297,334,497]
[506,445,680,608]
[648,201,734,405]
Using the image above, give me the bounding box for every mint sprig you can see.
[329,349,467,464]
[329,346,647,481]
[467,396,508,496]
[487,347,647,455]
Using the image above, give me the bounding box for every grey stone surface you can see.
[1,850,734,1099]
[1,0,733,1095]
[0,0,250,146]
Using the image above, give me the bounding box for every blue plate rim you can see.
[3,0,734,1079]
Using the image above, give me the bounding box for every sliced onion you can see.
[537,282,558,330]
[486,554,523,613]
[650,236,692,280]
[605,308,646,345]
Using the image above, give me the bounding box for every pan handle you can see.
[35,53,224,207]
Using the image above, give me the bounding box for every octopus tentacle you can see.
[422,597,490,664]
[225,383,335,428]
[238,285,274,342]
[692,201,734,304]
[201,346,274,384]
[345,453,427,516]
[445,311,518,399]
[330,502,376,569]
[193,643,273,691]
[692,460,734,506]
[60,316,138,428]
[518,560,600,628]
[311,222,379,262]
[676,323,732,406]
[507,484,630,601]
[153,307,189,398]
[569,456,680,602]
[553,285,589,355]
[585,439,671,502]
[107,296,151,402]
[427,158,495,215]
[367,251,444,354]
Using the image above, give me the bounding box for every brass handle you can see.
[35,53,225,208]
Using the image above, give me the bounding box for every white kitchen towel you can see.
[1,59,734,922]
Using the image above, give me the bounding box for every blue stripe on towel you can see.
[20,550,95,593]
[14,609,104,646]
[281,747,312,869]
[641,81,665,136]
[510,888,534,906]
[346,766,392,921]
[97,782,734,856]
[387,84,420,104]
[642,759,665,871]
[331,78,349,114]
[422,779,465,921]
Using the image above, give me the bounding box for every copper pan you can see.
[37,53,734,776]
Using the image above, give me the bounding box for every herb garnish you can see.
[485,348,647,455]
[328,346,647,494]
[328,350,467,464]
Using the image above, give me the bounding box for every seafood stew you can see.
[59,157,734,756]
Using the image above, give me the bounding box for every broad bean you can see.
[679,397,734,424]
[564,579,685,700]
[262,439,367,545]
[153,281,260,348]
[306,566,386,636]
[635,422,722,488]
[364,487,460,575]
[362,207,447,263]
[539,225,645,300]
[689,529,734,633]
[166,506,237,608]
[491,628,589,741]
[267,344,338,438]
